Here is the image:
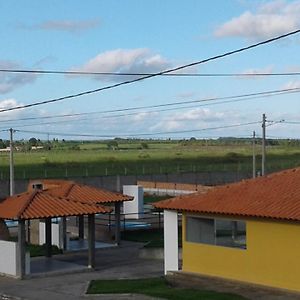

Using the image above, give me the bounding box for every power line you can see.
[1,29,300,114]
[1,87,299,125]
[14,121,260,138]
[1,68,300,77]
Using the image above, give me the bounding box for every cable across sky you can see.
[0,29,300,114]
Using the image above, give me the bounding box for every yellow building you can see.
[155,167,300,293]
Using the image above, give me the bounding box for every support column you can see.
[114,202,121,245]
[164,210,178,275]
[17,219,26,279]
[78,215,84,239]
[61,217,67,251]
[45,218,52,258]
[88,214,95,269]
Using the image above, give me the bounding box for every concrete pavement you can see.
[1,241,300,300]
[0,242,163,300]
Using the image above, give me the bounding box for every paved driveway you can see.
[1,241,300,300]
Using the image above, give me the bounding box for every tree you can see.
[29,137,37,146]
[141,142,149,149]
[107,140,118,150]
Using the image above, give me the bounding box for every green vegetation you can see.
[27,244,62,257]
[144,194,173,204]
[87,277,247,299]
[0,138,299,179]
[121,228,181,248]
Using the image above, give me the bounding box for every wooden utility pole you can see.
[9,128,15,195]
[252,131,256,178]
[262,114,266,176]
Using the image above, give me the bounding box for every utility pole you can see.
[252,131,256,178]
[9,128,15,195]
[262,114,266,176]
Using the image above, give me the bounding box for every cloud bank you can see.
[19,19,100,34]
[70,48,172,81]
[0,60,37,94]
[215,0,300,39]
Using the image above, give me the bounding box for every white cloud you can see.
[282,80,300,89]
[70,48,172,82]
[0,60,37,94]
[215,0,300,39]
[239,65,274,79]
[18,19,100,34]
[0,98,25,120]
[149,108,231,132]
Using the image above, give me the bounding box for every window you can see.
[186,216,246,249]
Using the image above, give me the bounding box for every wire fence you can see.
[0,159,298,180]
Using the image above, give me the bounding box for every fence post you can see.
[105,168,108,176]
[158,211,161,230]
[85,168,88,177]
[44,169,47,178]
[65,168,68,178]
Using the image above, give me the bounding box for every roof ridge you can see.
[17,190,38,219]
[63,182,76,197]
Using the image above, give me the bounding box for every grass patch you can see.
[121,228,181,248]
[144,194,173,204]
[0,142,299,179]
[87,277,247,299]
[27,244,62,257]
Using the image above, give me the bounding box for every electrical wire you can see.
[1,29,300,113]
[1,86,299,125]
[1,69,300,77]
[14,121,260,138]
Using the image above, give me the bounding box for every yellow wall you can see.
[182,213,300,292]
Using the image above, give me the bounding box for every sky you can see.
[0,0,300,140]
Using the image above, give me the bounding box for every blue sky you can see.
[0,0,300,140]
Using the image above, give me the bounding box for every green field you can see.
[87,277,247,299]
[0,139,299,179]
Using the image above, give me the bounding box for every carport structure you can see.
[28,180,134,244]
[0,189,111,279]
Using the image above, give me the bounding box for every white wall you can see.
[164,210,179,274]
[123,185,143,219]
[0,240,17,276]
[0,240,30,277]
[39,222,61,248]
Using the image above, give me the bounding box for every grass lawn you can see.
[27,244,62,257]
[144,194,173,204]
[87,277,247,300]
[0,142,299,179]
[121,228,181,248]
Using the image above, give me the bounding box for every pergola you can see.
[28,179,134,244]
[0,189,111,279]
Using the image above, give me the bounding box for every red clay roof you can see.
[0,190,111,220]
[28,179,133,204]
[154,167,300,222]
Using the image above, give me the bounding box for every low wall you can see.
[137,181,213,196]
[0,240,17,276]
[0,171,251,198]
[0,240,30,277]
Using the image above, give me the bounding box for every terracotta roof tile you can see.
[154,167,300,222]
[0,190,111,220]
[28,179,133,204]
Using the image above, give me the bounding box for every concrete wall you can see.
[182,213,300,293]
[164,210,178,275]
[123,185,144,219]
[0,240,30,277]
[39,222,61,248]
[0,171,251,198]
[0,240,17,276]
